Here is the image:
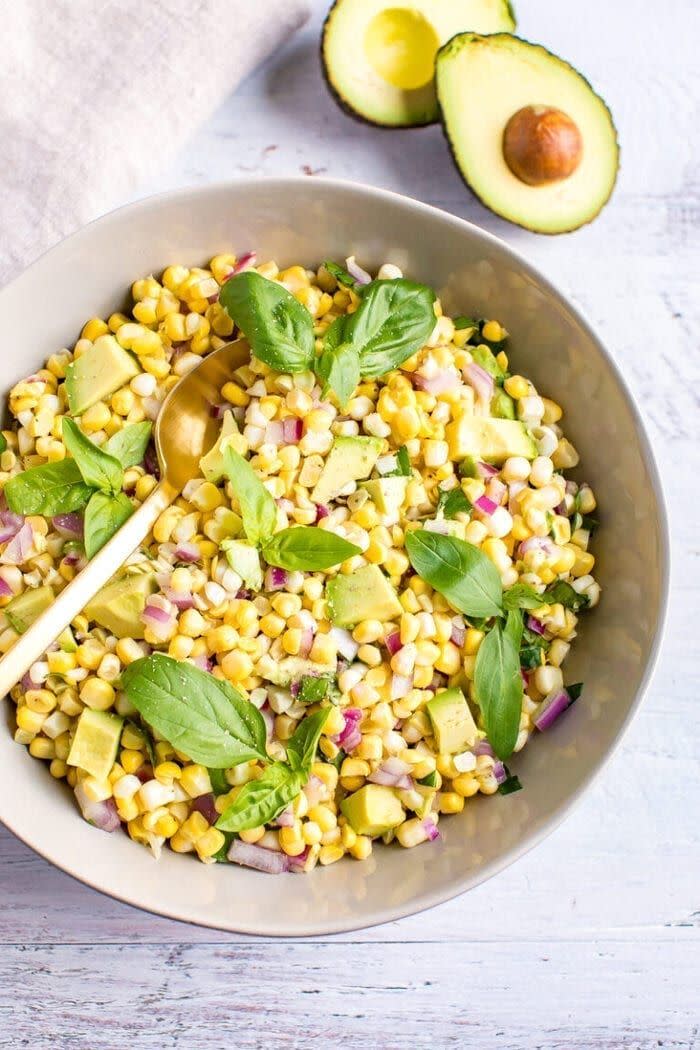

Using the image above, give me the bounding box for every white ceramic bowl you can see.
[0,178,668,935]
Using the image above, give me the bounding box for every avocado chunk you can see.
[311,436,383,505]
[58,626,78,652]
[436,33,619,233]
[327,563,402,627]
[262,655,336,688]
[322,0,515,128]
[341,784,405,836]
[65,335,141,416]
[67,708,123,780]
[84,572,157,639]
[5,586,54,633]
[472,344,505,383]
[222,539,263,590]
[360,476,408,520]
[427,687,478,753]
[446,417,536,463]
[199,410,248,483]
[491,389,516,419]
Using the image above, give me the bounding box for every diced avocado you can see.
[326,564,401,627]
[5,586,54,633]
[58,626,78,652]
[67,708,123,780]
[491,389,516,419]
[221,540,262,590]
[360,476,408,520]
[426,687,478,753]
[322,0,515,129]
[459,455,479,479]
[262,656,336,687]
[436,33,619,234]
[199,410,248,483]
[340,784,405,836]
[65,335,140,416]
[84,572,157,639]
[446,417,536,463]
[311,436,383,505]
[472,344,506,383]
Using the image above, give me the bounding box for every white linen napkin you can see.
[0,0,309,285]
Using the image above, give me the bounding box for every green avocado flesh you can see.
[436,33,619,233]
[322,0,515,128]
[84,572,157,639]
[326,564,402,627]
[67,709,123,781]
[426,687,478,753]
[65,335,140,416]
[341,784,405,836]
[446,416,536,463]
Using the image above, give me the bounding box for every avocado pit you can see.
[503,105,583,186]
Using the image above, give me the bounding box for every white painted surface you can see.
[1,0,698,1045]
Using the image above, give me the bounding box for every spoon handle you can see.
[0,481,177,700]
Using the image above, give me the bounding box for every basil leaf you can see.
[498,771,523,795]
[322,314,352,354]
[418,770,439,787]
[121,652,269,768]
[567,682,584,702]
[222,446,277,547]
[503,583,543,611]
[208,767,229,795]
[62,418,123,494]
[345,279,436,378]
[436,488,472,519]
[474,610,523,760]
[298,674,334,704]
[219,271,315,373]
[453,316,479,332]
[520,626,548,670]
[323,260,359,290]
[316,341,361,409]
[102,422,153,469]
[405,529,503,619]
[263,526,360,571]
[4,459,93,516]
[83,490,134,558]
[286,707,330,773]
[384,445,411,477]
[543,580,590,612]
[0,434,6,453]
[215,763,303,832]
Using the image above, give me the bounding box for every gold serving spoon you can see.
[0,338,250,699]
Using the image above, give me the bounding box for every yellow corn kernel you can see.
[452,773,480,797]
[541,397,563,423]
[180,811,210,843]
[439,791,465,814]
[504,374,529,399]
[312,762,339,793]
[81,402,112,433]
[238,827,266,844]
[319,844,345,866]
[349,835,372,861]
[220,649,254,683]
[154,761,181,784]
[571,550,595,577]
[23,689,56,714]
[279,826,306,857]
[195,827,226,859]
[79,678,115,712]
[29,736,55,761]
[81,317,109,341]
[180,764,212,798]
[82,776,113,802]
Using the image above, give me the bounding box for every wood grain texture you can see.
[1,0,699,1044]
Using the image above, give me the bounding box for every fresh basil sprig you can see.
[223,446,278,547]
[4,458,93,516]
[84,491,134,558]
[285,707,330,773]
[219,271,315,374]
[502,583,543,611]
[542,580,590,611]
[474,609,523,760]
[404,529,503,619]
[62,418,123,493]
[316,341,361,409]
[262,526,360,571]
[323,260,361,290]
[122,653,269,768]
[345,278,436,378]
[436,488,472,519]
[102,421,152,469]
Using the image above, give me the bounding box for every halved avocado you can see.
[322,0,515,128]
[436,33,619,233]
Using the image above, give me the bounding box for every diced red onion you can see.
[303,774,325,806]
[227,839,291,874]
[341,726,362,752]
[534,687,577,731]
[474,495,498,516]
[430,671,446,692]
[1,509,26,532]
[450,623,466,647]
[315,503,329,522]
[413,370,460,395]
[493,761,507,785]
[163,587,195,611]
[63,551,83,568]
[174,542,201,564]
[518,536,555,558]
[330,627,359,662]
[283,418,303,444]
[191,653,213,673]
[1,522,34,565]
[299,628,314,658]
[136,764,154,783]
[385,631,402,656]
[486,478,507,505]
[74,784,120,832]
[369,757,413,787]
[0,576,13,598]
[275,805,295,828]
[142,602,172,625]
[526,615,546,635]
[476,461,499,479]
[52,513,83,538]
[0,524,20,544]
[422,817,440,842]
[474,740,494,757]
[289,847,310,872]
[191,793,219,824]
[555,500,567,516]
[210,402,234,420]
[345,256,371,285]
[229,251,257,277]
[464,362,494,407]
[261,703,274,739]
[20,671,34,691]
[264,566,289,591]
[334,708,362,749]
[565,480,578,495]
[390,673,413,700]
[265,420,285,445]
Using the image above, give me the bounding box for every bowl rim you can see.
[0,176,671,937]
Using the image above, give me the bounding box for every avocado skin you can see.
[436,32,620,235]
[320,2,438,129]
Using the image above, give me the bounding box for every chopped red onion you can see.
[229,251,257,277]
[191,653,214,673]
[565,480,578,495]
[345,256,371,285]
[0,576,13,599]
[464,362,494,407]
[261,703,274,739]
[476,461,499,479]
[283,417,303,444]
[20,671,34,691]
[264,566,289,591]
[210,402,234,420]
[63,551,84,568]
[163,587,195,611]
[474,740,494,757]
[385,631,402,656]
[341,726,362,752]
[413,370,460,395]
[74,784,120,832]
[493,761,507,785]
[174,542,201,564]
[390,673,413,700]
[534,687,577,731]
[275,805,295,828]
[1,509,25,531]
[554,500,567,516]
[518,536,555,558]
[369,757,413,787]
[1,522,34,565]
[52,513,83,538]
[303,774,325,806]
[299,627,314,658]
[422,817,440,842]
[289,847,310,872]
[330,627,359,662]
[265,420,285,445]
[474,495,498,516]
[450,623,466,647]
[227,839,291,874]
[526,615,546,635]
[142,602,172,625]
[315,503,329,522]
[334,708,362,749]
[191,793,219,825]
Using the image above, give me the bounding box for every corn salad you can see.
[1,252,599,873]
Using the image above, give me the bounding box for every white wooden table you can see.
[2,1,698,1045]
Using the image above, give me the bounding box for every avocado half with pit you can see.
[321,0,516,128]
[436,33,619,233]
